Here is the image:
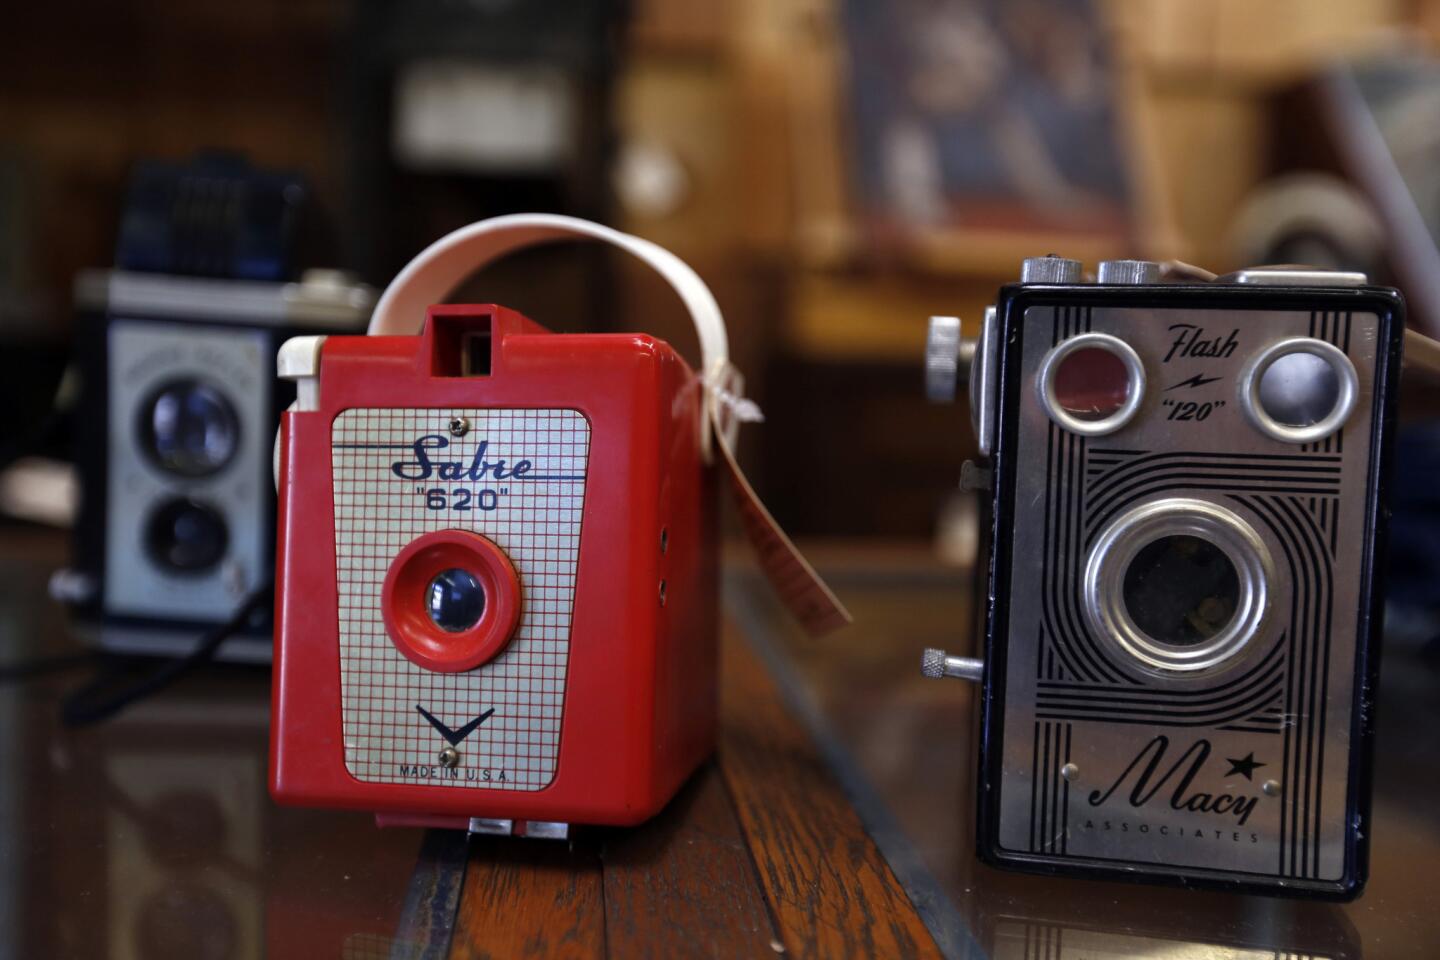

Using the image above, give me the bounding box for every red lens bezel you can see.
[380,529,522,673]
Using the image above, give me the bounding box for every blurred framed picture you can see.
[843,0,1129,233]
[778,0,1142,270]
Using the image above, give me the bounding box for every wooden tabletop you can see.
[15,534,1430,959]
[403,623,944,960]
[0,529,945,960]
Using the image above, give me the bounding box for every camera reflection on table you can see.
[1,529,425,960]
[728,543,1434,960]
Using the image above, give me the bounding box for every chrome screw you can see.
[1262,779,1282,798]
[1061,763,1079,782]
[449,417,470,437]
[439,747,460,769]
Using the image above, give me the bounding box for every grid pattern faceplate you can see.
[331,408,589,791]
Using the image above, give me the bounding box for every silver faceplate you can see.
[993,303,1380,884]
[332,408,589,792]
[105,321,270,620]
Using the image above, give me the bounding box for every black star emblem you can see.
[415,705,496,746]
[1224,752,1265,781]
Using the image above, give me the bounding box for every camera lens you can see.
[1123,535,1240,646]
[1258,351,1341,427]
[426,568,487,633]
[381,531,521,672]
[145,498,229,574]
[1038,333,1145,436]
[1240,337,1358,443]
[1053,347,1131,421]
[1086,498,1274,675]
[139,379,240,477]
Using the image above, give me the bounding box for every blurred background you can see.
[6,0,1440,541]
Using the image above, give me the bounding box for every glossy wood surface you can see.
[10,529,1438,958]
[444,626,938,959]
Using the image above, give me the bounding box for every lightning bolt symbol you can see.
[1165,373,1223,391]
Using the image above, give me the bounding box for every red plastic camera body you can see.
[271,305,718,829]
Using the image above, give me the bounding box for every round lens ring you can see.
[426,568,487,633]
[1239,337,1358,444]
[1083,498,1275,676]
[380,530,523,673]
[1038,333,1145,436]
[139,379,241,478]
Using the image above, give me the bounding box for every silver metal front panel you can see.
[105,321,269,620]
[331,408,589,791]
[996,305,1379,882]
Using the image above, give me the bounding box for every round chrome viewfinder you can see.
[1037,333,1145,436]
[1239,337,1358,444]
[1083,498,1275,675]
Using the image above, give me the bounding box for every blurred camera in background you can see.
[51,154,373,662]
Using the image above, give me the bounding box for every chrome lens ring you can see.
[1083,498,1275,675]
[1239,336,1358,444]
[1037,332,1146,436]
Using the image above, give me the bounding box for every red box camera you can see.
[270,302,718,832]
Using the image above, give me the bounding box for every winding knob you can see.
[1021,256,1082,284]
[1097,259,1161,284]
[925,316,976,403]
[921,647,984,682]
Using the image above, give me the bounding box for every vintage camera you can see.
[269,217,740,835]
[60,269,372,659]
[923,258,1403,899]
[55,153,373,659]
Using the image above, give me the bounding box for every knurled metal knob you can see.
[1097,259,1161,284]
[921,648,984,682]
[925,316,976,403]
[1021,256,1082,284]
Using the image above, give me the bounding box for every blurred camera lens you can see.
[426,568,486,633]
[145,498,229,574]
[1122,535,1239,646]
[139,379,240,477]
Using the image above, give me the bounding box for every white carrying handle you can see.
[367,215,846,635]
[368,213,746,460]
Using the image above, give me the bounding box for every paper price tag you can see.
[714,418,852,637]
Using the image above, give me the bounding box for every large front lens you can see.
[426,568,487,633]
[139,379,240,477]
[1122,535,1239,646]
[145,498,229,573]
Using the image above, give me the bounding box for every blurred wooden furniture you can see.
[732,0,1410,365]
[703,0,1421,535]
